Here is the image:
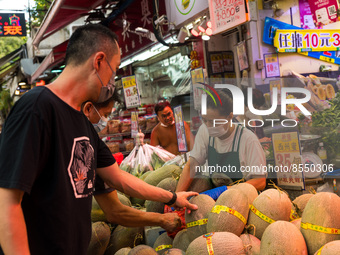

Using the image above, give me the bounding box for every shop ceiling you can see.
[32,0,123,47]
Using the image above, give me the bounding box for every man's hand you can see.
[173,191,198,213]
[160,213,182,232]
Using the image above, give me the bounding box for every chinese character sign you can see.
[122,75,141,109]
[190,67,205,111]
[0,13,26,37]
[208,0,249,35]
[131,111,139,138]
[274,29,340,53]
[308,0,339,27]
[272,132,305,189]
[264,53,280,78]
[174,106,188,152]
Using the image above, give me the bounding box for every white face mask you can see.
[207,124,229,137]
[92,106,108,132]
[160,120,175,127]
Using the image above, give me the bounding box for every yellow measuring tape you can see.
[155,245,172,251]
[301,222,340,235]
[186,218,208,228]
[203,233,214,255]
[211,205,247,225]
[315,245,325,255]
[290,209,299,221]
[249,204,276,224]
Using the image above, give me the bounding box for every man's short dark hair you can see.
[207,90,233,117]
[154,101,171,115]
[65,24,119,66]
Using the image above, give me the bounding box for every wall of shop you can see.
[259,0,339,80]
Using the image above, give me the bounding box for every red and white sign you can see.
[208,0,250,35]
[308,0,339,27]
[264,53,280,78]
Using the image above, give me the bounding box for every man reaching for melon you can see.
[82,87,183,232]
[176,90,267,193]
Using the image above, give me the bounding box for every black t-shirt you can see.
[0,86,115,255]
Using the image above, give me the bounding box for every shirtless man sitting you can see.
[150,101,194,155]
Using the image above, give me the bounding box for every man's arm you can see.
[150,127,160,147]
[94,191,181,232]
[0,188,30,255]
[96,163,198,211]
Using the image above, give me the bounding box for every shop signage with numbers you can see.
[208,0,249,35]
[272,132,305,189]
[264,53,280,78]
[274,29,340,53]
[122,75,141,109]
[174,105,188,152]
[190,67,205,111]
[131,111,139,138]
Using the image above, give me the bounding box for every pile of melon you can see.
[88,163,340,254]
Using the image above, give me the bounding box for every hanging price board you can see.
[122,75,141,109]
[131,111,138,138]
[174,105,188,152]
[274,29,340,53]
[191,67,205,111]
[264,53,280,78]
[208,0,250,35]
[272,132,305,189]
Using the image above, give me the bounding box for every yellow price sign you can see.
[274,29,340,53]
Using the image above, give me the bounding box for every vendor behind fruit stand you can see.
[81,87,182,231]
[150,100,195,155]
[176,90,267,192]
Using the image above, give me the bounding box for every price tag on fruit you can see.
[122,75,141,109]
[272,132,305,189]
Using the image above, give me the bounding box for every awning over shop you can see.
[29,40,68,84]
[32,0,107,47]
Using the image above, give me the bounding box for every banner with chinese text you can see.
[190,67,205,111]
[174,105,188,152]
[0,13,26,37]
[274,29,340,53]
[208,0,249,35]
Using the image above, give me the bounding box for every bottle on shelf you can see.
[317,142,327,163]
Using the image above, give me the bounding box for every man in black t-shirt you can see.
[0,24,197,255]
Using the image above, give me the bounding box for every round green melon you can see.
[240,233,261,255]
[172,229,191,252]
[144,165,182,186]
[104,226,144,255]
[185,194,215,241]
[247,189,292,240]
[260,221,307,255]
[291,218,302,231]
[146,177,177,213]
[87,221,111,255]
[314,240,340,255]
[207,189,249,236]
[127,245,157,255]
[188,176,213,193]
[186,232,246,255]
[292,194,314,218]
[163,248,185,255]
[229,183,258,205]
[301,192,340,255]
[114,247,131,255]
[153,232,173,255]
[117,192,132,207]
[91,198,107,222]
